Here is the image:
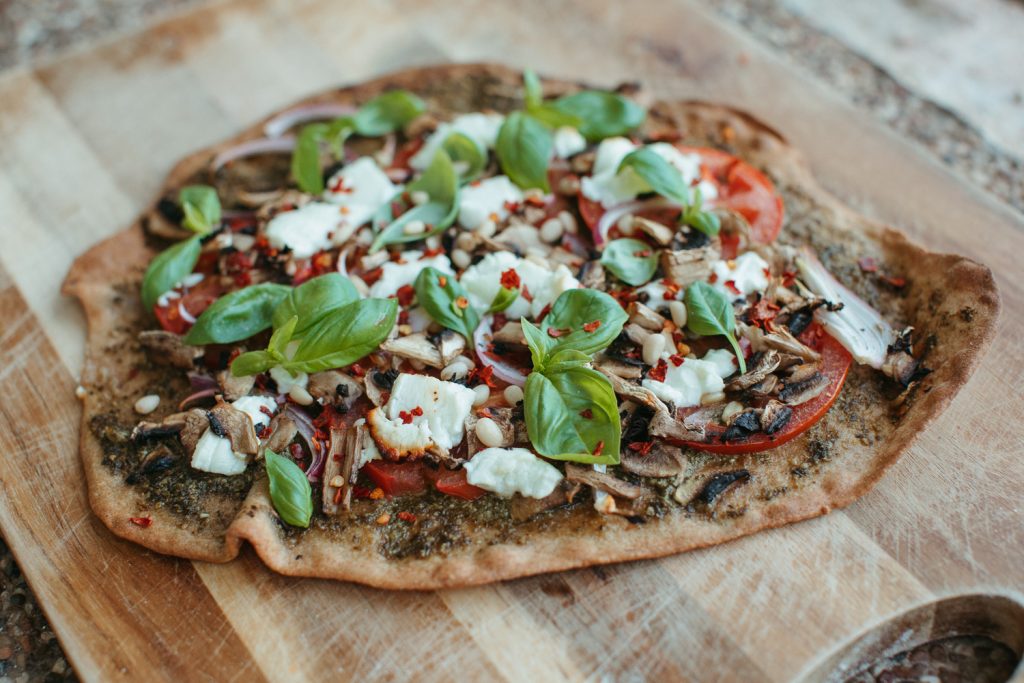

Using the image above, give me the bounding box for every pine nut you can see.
[558,210,578,234]
[475,417,503,447]
[539,218,564,243]
[289,386,315,405]
[403,219,427,236]
[452,249,472,269]
[134,394,160,415]
[668,301,688,328]
[477,219,497,237]
[472,384,490,406]
[642,334,666,366]
[503,385,524,405]
[440,362,470,382]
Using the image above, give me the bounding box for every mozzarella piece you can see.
[580,138,719,208]
[410,112,505,170]
[553,126,587,158]
[264,202,348,259]
[463,448,563,499]
[269,366,308,394]
[322,157,398,234]
[190,396,277,475]
[459,251,579,319]
[368,250,454,298]
[641,349,738,408]
[457,176,524,229]
[368,374,476,457]
[709,251,771,300]
[636,280,683,312]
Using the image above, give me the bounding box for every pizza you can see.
[63,64,998,589]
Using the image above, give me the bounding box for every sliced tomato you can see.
[362,461,428,497]
[153,277,223,335]
[577,146,784,256]
[431,468,486,500]
[668,325,852,454]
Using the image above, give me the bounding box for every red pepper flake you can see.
[421,247,445,258]
[858,257,879,273]
[469,364,496,388]
[476,407,494,419]
[259,405,275,419]
[349,363,366,378]
[708,272,719,284]
[583,320,601,333]
[593,441,605,456]
[438,275,448,287]
[257,424,272,439]
[521,285,534,302]
[411,406,424,417]
[647,359,668,383]
[535,303,552,322]
[880,275,906,288]
[579,408,593,419]
[397,511,417,523]
[523,195,546,207]
[455,296,469,309]
[398,309,410,325]
[781,270,797,287]
[763,267,772,279]
[628,441,654,455]
[398,410,414,424]
[724,280,741,296]
[362,267,384,286]
[633,249,652,258]
[328,177,353,194]
[129,516,152,528]
[749,297,780,331]
[669,354,685,367]
[333,487,344,505]
[547,327,570,338]
[395,284,416,307]
[500,268,521,290]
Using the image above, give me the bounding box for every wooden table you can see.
[0,1,1020,680]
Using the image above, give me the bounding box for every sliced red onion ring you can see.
[187,372,219,392]
[211,137,296,173]
[178,388,217,411]
[263,104,357,138]
[178,301,197,324]
[284,404,323,482]
[473,315,528,387]
[593,197,681,246]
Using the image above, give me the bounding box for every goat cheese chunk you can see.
[457,175,524,229]
[552,126,587,158]
[636,280,683,312]
[641,349,738,408]
[459,251,579,320]
[464,448,563,499]
[322,157,398,233]
[264,202,347,259]
[580,138,719,208]
[368,250,454,298]
[190,396,277,476]
[367,374,475,458]
[410,112,505,170]
[709,251,771,300]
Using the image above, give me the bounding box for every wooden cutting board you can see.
[0,0,1021,680]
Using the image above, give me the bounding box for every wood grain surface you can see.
[0,0,1020,680]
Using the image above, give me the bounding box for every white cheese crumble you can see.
[322,156,398,234]
[368,374,476,457]
[368,250,454,299]
[710,251,771,300]
[641,349,737,409]
[463,447,563,499]
[264,202,346,259]
[552,126,587,158]
[580,138,719,208]
[459,251,579,320]
[457,175,524,229]
[636,280,683,312]
[410,112,505,170]
[190,395,277,476]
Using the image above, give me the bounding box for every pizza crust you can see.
[62,63,999,589]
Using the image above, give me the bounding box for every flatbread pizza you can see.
[63,64,998,589]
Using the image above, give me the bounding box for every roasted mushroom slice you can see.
[262,414,298,454]
[125,444,178,484]
[595,357,643,380]
[138,330,203,369]
[726,349,781,392]
[577,260,606,291]
[179,409,213,454]
[632,216,674,245]
[619,442,686,478]
[435,330,467,367]
[216,369,255,401]
[364,369,395,407]
[509,486,569,522]
[628,302,667,331]
[759,400,793,434]
[380,333,445,368]
[761,328,821,363]
[660,245,717,286]
[208,399,261,455]
[322,428,353,514]
[308,370,363,408]
[678,469,751,513]
[492,321,527,345]
[779,372,830,406]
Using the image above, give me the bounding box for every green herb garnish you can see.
[413,266,478,340]
[184,283,290,345]
[264,449,313,528]
[370,149,459,252]
[600,238,659,286]
[684,281,746,373]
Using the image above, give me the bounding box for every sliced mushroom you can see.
[208,399,261,455]
[619,442,685,478]
[132,411,190,441]
[262,414,298,454]
[322,427,352,514]
[623,322,653,346]
[628,302,667,331]
[308,370,363,408]
[217,370,255,401]
[779,372,830,406]
[179,409,212,454]
[595,358,643,380]
[726,350,781,392]
[381,333,445,368]
[509,486,568,522]
[722,410,761,443]
[748,374,780,397]
[138,330,203,369]
[761,328,821,363]
[577,260,606,291]
[660,245,718,286]
[759,400,793,434]
[632,216,674,245]
[564,463,647,499]
[677,469,750,511]
[492,321,527,345]
[364,369,395,406]
[125,444,178,484]
[435,330,467,366]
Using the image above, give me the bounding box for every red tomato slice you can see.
[577,145,784,254]
[362,461,428,496]
[153,277,223,335]
[431,469,486,500]
[667,325,852,454]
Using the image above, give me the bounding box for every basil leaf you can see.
[552,91,646,140]
[413,267,479,340]
[524,367,621,465]
[618,147,689,205]
[486,286,518,314]
[600,238,659,286]
[185,283,291,345]
[351,90,425,137]
[521,318,548,370]
[681,189,721,237]
[140,235,202,312]
[496,111,552,192]
[268,315,298,359]
[523,69,543,110]
[526,103,583,130]
[264,449,313,528]
[541,348,591,374]
[371,149,459,252]
[178,185,221,234]
[539,289,628,357]
[230,350,276,377]
[684,281,746,373]
[282,299,397,373]
[442,132,487,183]
[292,122,329,194]
[272,273,359,335]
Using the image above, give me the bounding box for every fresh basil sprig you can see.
[442,132,487,183]
[681,188,721,237]
[264,449,312,528]
[230,315,298,377]
[618,147,690,205]
[600,238,658,286]
[534,289,628,359]
[140,235,202,312]
[179,185,222,234]
[495,111,553,192]
[291,90,425,194]
[184,283,291,345]
[371,149,459,252]
[685,281,746,373]
[413,267,479,340]
[550,90,646,140]
[272,273,359,336]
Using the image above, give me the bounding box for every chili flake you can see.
[455,296,469,309]
[583,320,601,333]
[880,274,906,288]
[398,410,414,424]
[669,354,685,367]
[411,406,424,417]
[395,284,416,307]
[469,364,496,388]
[593,441,605,456]
[376,513,391,525]
[634,249,652,258]
[648,359,668,383]
[129,516,152,528]
[724,280,741,296]
[628,441,654,455]
[369,487,385,500]
[547,327,570,338]
[500,268,521,289]
[579,408,594,419]
[521,285,534,302]
[438,275,448,287]
[708,272,719,284]
[397,511,417,523]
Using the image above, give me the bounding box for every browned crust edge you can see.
[62,63,1001,589]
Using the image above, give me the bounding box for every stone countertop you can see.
[0,1,1022,680]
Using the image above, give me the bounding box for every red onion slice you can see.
[593,197,681,246]
[178,388,217,411]
[211,137,297,173]
[284,404,324,482]
[473,316,528,387]
[263,104,357,138]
